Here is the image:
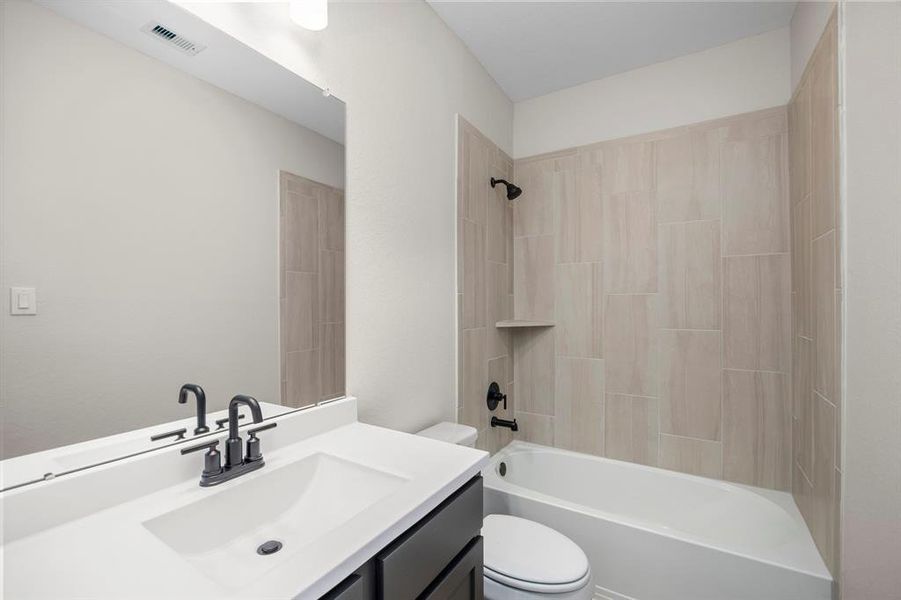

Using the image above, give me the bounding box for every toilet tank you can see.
[416,422,478,447]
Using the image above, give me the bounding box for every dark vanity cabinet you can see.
[320,476,484,600]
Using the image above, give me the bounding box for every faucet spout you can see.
[178,384,208,434]
[227,395,263,440]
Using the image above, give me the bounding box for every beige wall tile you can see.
[514,328,555,415]
[655,127,723,223]
[320,322,345,400]
[506,205,514,293]
[723,254,791,372]
[318,188,344,252]
[794,337,815,478]
[285,349,320,408]
[659,434,723,478]
[789,80,812,205]
[460,328,487,429]
[465,131,488,226]
[793,458,814,524]
[514,235,555,320]
[600,141,654,195]
[722,134,789,255]
[792,197,813,338]
[487,262,513,358]
[659,330,722,441]
[284,271,318,353]
[657,220,721,329]
[555,262,603,359]
[283,190,319,272]
[604,294,658,396]
[513,412,555,446]
[810,28,837,238]
[319,250,344,324]
[605,394,658,466]
[488,355,510,398]
[514,170,555,237]
[604,191,657,293]
[487,189,508,263]
[554,357,605,455]
[811,392,836,570]
[723,369,790,490]
[556,166,603,263]
[813,231,836,401]
[462,219,486,328]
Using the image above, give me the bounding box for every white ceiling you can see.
[428,1,797,101]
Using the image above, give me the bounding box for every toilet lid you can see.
[482,514,590,593]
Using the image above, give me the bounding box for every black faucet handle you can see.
[246,423,276,463]
[150,427,187,442]
[180,439,223,478]
[486,382,508,411]
[248,422,277,436]
[180,439,219,455]
[215,414,244,430]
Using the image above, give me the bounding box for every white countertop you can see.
[1,399,489,599]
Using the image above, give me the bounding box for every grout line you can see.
[721,251,790,258]
[657,218,722,226]
[604,292,658,296]
[722,367,790,376]
[812,228,837,244]
[660,328,722,333]
[658,432,722,445]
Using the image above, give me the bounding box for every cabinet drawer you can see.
[377,476,483,600]
[420,536,484,600]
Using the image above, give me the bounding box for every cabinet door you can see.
[419,536,483,600]
[377,477,483,600]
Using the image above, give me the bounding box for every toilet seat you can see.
[484,566,592,594]
[482,514,590,594]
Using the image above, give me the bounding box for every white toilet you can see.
[416,423,593,600]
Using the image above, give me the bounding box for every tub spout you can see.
[491,416,518,432]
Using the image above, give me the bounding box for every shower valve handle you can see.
[487,381,507,411]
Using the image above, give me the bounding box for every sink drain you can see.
[499,461,507,476]
[257,540,283,556]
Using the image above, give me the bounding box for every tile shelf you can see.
[495,320,555,329]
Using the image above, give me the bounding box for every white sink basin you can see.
[143,453,407,588]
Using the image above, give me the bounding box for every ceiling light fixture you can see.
[289,0,328,32]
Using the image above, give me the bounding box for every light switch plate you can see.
[10,287,37,315]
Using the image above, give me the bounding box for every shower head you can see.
[490,177,522,201]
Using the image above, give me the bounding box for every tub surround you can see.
[787,9,841,578]
[0,398,489,599]
[457,116,517,454]
[467,106,792,489]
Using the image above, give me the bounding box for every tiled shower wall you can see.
[279,170,345,407]
[456,117,517,452]
[789,11,841,576]
[510,106,792,490]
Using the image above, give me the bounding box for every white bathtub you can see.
[483,442,832,600]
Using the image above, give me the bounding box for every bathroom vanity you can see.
[0,398,489,599]
[322,476,484,600]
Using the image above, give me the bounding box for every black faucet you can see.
[178,384,209,435]
[225,395,263,468]
[180,394,275,488]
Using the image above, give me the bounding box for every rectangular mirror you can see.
[0,0,345,488]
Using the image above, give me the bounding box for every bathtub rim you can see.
[482,441,831,583]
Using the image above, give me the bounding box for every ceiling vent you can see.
[140,22,206,56]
